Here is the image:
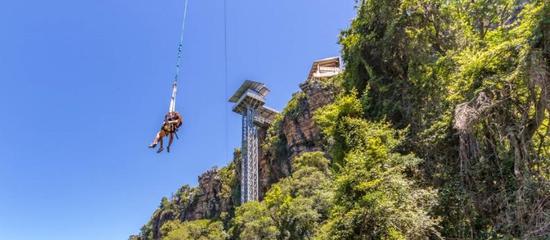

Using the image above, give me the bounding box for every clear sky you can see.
[0,0,355,239]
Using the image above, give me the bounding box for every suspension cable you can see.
[174,0,189,84]
[169,0,189,113]
[224,0,229,161]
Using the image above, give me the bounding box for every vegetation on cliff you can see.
[231,152,333,239]
[132,0,549,239]
[339,0,549,238]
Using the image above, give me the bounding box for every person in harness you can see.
[149,0,190,154]
[149,111,183,153]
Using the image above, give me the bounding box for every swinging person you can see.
[149,111,183,153]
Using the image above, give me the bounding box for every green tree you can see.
[231,152,333,240]
[231,201,279,240]
[161,220,228,240]
[264,152,333,240]
[315,96,439,239]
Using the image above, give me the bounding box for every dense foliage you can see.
[339,0,549,238]
[133,0,548,239]
[161,220,228,240]
[314,95,439,239]
[231,152,333,240]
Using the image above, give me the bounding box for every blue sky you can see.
[0,0,355,239]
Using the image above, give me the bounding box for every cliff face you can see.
[139,152,239,240]
[179,168,236,221]
[257,126,275,200]
[258,79,339,199]
[136,78,339,239]
[283,80,339,159]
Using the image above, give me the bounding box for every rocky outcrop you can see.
[139,155,239,240]
[180,168,235,220]
[283,79,339,159]
[257,126,276,200]
[258,79,339,199]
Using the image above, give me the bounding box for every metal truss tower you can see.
[229,80,278,203]
[241,106,258,202]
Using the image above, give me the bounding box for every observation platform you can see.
[229,80,279,125]
[306,56,343,82]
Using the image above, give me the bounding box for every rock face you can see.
[258,79,339,199]
[283,80,339,159]
[180,168,235,220]
[257,126,276,200]
[140,158,239,240]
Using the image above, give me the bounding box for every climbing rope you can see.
[169,0,189,113]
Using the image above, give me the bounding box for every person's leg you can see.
[149,131,162,148]
[157,137,164,153]
[156,131,167,153]
[167,133,174,152]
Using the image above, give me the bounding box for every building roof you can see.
[306,56,342,81]
[229,80,270,103]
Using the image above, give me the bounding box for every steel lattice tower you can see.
[230,80,278,203]
[241,107,258,202]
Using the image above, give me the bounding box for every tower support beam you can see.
[230,80,279,204]
[241,107,259,202]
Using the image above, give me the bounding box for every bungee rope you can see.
[169,0,189,113]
